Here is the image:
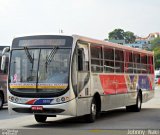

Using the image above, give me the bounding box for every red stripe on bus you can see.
[99,75,127,95]
[26,99,37,105]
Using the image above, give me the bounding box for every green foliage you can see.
[124,31,136,44]
[109,29,125,40]
[151,37,160,50]
[108,29,136,44]
[153,47,160,69]
[151,37,160,69]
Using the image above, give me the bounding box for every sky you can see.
[0,0,160,45]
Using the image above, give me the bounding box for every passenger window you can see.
[104,47,114,73]
[141,54,147,74]
[133,53,141,73]
[115,49,124,73]
[125,51,133,73]
[91,45,103,72]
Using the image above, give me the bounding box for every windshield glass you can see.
[9,48,71,95]
[10,49,39,83]
[38,49,70,83]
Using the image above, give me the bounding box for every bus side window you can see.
[78,48,84,71]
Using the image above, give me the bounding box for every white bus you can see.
[1,35,154,123]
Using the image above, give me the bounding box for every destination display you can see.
[12,35,73,48]
[19,39,66,46]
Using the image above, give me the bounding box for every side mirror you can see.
[1,55,6,71]
[2,47,10,55]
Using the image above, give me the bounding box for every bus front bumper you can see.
[8,99,77,116]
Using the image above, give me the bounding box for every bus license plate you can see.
[31,106,43,111]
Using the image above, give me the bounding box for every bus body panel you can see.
[8,99,77,116]
[76,97,92,116]
[88,72,154,112]
[7,90,77,116]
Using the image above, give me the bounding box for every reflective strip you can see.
[9,83,68,89]
[37,85,67,89]
[10,83,36,89]
[38,83,68,89]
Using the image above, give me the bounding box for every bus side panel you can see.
[76,97,92,116]
[125,74,138,106]
[99,74,127,110]
[125,74,155,106]
[91,73,155,112]
[141,74,155,103]
[90,74,113,111]
[76,73,92,116]
[91,74,127,111]
[142,90,154,103]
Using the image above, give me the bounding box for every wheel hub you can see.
[138,96,141,109]
[91,103,96,115]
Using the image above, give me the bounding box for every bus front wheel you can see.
[85,98,97,123]
[34,114,47,123]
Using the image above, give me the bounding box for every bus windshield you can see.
[9,48,71,95]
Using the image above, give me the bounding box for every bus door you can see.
[76,41,91,116]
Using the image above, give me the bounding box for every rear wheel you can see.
[0,93,3,110]
[85,98,97,123]
[126,92,142,112]
[135,93,142,112]
[34,114,47,123]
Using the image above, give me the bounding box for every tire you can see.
[126,93,142,112]
[134,93,142,112]
[0,93,3,110]
[34,114,47,123]
[85,98,97,123]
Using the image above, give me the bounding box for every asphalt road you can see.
[0,87,160,135]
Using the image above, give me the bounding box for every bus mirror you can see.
[1,55,6,71]
[2,47,10,55]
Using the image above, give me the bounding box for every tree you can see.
[124,31,136,44]
[153,47,160,69]
[108,29,136,44]
[151,37,160,69]
[151,37,160,50]
[108,29,125,40]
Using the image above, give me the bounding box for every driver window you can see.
[77,41,89,72]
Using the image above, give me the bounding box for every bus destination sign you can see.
[19,39,66,46]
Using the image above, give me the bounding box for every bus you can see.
[0,46,9,110]
[1,35,154,122]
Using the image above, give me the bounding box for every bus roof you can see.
[11,34,153,55]
[72,34,154,55]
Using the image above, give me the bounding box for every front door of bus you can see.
[76,41,90,116]
[77,42,90,97]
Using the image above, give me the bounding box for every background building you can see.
[107,32,160,50]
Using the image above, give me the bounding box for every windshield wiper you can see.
[45,47,58,72]
[46,47,58,65]
[24,47,34,66]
